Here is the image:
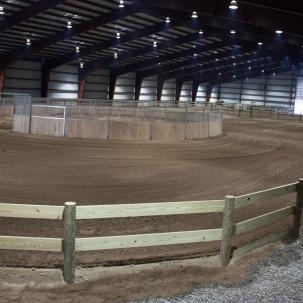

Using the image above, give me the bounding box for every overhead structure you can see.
[0,0,302,98]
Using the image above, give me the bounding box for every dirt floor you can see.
[0,114,303,301]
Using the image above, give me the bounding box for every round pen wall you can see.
[13,105,223,141]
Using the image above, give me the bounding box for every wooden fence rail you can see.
[0,180,302,284]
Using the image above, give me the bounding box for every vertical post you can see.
[63,106,67,137]
[149,109,153,140]
[184,105,188,140]
[294,179,303,239]
[63,202,76,284]
[220,195,236,267]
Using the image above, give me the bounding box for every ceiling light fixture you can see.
[230,30,236,34]
[229,0,238,10]
[80,61,84,69]
[233,75,236,78]
[191,11,198,18]
[153,40,157,47]
[67,21,72,29]
[0,6,4,15]
[199,30,203,35]
[275,30,283,34]
[75,46,80,53]
[116,32,121,39]
[165,17,171,23]
[26,38,31,46]
[114,52,118,59]
[258,42,263,46]
[119,0,125,8]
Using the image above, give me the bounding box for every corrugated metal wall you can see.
[48,64,79,99]
[114,72,135,101]
[84,69,109,99]
[4,60,41,97]
[139,76,157,101]
[162,79,176,101]
[180,81,192,103]
[218,71,295,107]
[196,84,207,103]
[210,85,220,102]
[219,81,242,104]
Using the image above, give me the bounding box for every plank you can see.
[0,203,64,219]
[76,200,225,220]
[0,236,62,252]
[235,182,298,209]
[76,228,222,252]
[233,230,291,258]
[294,179,303,239]
[235,206,295,235]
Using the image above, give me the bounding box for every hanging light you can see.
[262,69,265,73]
[26,38,31,46]
[191,11,198,18]
[114,52,118,59]
[75,46,80,53]
[153,40,157,47]
[229,0,238,10]
[233,75,236,78]
[165,17,171,23]
[275,29,283,34]
[0,6,4,15]
[80,61,84,69]
[199,30,203,35]
[218,72,222,76]
[119,0,125,8]
[116,32,121,39]
[67,21,72,29]
[194,53,197,57]
[230,29,236,34]
[248,66,252,70]
[258,42,263,46]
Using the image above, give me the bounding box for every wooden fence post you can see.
[294,179,303,239]
[220,195,236,267]
[63,202,76,284]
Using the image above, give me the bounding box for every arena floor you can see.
[0,114,302,269]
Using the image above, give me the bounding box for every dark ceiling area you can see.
[0,0,302,91]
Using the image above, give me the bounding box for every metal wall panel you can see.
[162,79,176,101]
[139,76,157,101]
[180,81,192,102]
[4,60,41,97]
[84,69,109,99]
[114,73,135,101]
[196,84,207,102]
[48,64,79,99]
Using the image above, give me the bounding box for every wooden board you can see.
[0,236,62,252]
[235,182,297,209]
[76,200,225,219]
[0,203,64,219]
[235,206,295,235]
[76,228,222,251]
[233,230,291,258]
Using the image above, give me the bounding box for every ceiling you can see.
[0,0,302,85]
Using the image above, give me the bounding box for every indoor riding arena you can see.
[0,1,303,303]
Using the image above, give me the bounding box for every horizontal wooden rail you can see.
[0,236,62,251]
[76,200,225,219]
[76,228,222,251]
[235,206,295,235]
[234,182,297,209]
[233,229,291,258]
[0,203,64,219]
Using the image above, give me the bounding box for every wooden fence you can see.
[0,179,302,284]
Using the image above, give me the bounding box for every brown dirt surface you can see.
[0,114,303,301]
